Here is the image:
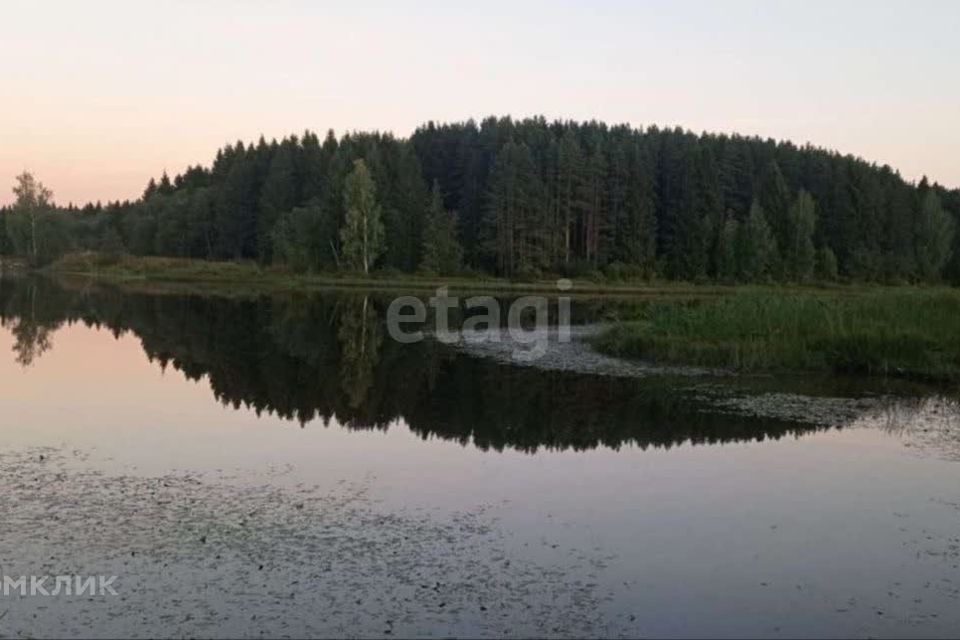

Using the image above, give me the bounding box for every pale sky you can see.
[1,0,958,206]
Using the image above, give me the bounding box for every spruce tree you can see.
[258,138,299,262]
[214,142,257,259]
[382,144,429,271]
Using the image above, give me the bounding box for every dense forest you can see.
[2,116,958,284]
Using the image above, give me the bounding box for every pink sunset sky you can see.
[2,0,958,206]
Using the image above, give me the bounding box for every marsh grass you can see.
[593,290,960,381]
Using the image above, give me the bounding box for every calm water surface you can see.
[0,276,958,638]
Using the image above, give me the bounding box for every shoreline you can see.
[37,252,870,298]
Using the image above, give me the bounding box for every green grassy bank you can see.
[43,251,736,297]
[593,289,960,381]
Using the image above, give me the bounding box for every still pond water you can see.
[0,276,958,638]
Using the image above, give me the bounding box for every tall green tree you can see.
[215,142,257,259]
[915,191,955,281]
[758,160,790,279]
[782,190,817,282]
[485,141,545,275]
[340,159,385,274]
[420,181,462,274]
[258,137,300,262]
[8,172,62,265]
[381,143,430,271]
[615,144,657,272]
[736,201,777,282]
[554,130,585,269]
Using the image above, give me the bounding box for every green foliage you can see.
[6,172,70,265]
[420,182,462,274]
[485,141,546,275]
[782,190,817,282]
[735,201,778,282]
[6,118,958,285]
[340,159,385,274]
[258,138,299,262]
[271,200,338,273]
[717,218,739,282]
[0,206,12,256]
[593,289,960,380]
[915,191,955,281]
[381,144,430,271]
[99,224,126,258]
[816,246,839,282]
[5,209,70,266]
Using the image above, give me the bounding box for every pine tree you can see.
[759,160,790,279]
[340,159,385,274]
[556,130,586,269]
[581,146,607,267]
[616,142,657,273]
[485,141,544,275]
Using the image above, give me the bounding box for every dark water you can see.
[1,276,958,638]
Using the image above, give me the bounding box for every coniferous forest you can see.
[2,116,958,284]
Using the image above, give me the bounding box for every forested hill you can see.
[3,116,958,284]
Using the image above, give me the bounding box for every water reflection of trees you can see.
[0,277,57,366]
[0,277,834,453]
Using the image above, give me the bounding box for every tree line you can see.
[2,116,958,283]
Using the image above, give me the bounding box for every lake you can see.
[1,276,958,638]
